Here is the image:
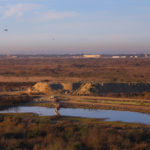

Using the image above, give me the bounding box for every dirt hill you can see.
[27,81,71,95]
[27,81,150,97]
[74,83,94,95]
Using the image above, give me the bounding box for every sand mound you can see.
[33,82,51,93]
[27,81,70,95]
[61,83,73,91]
[75,83,93,95]
[27,82,52,94]
[27,81,100,96]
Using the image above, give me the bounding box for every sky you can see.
[0,0,150,54]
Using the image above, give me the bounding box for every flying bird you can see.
[4,29,8,32]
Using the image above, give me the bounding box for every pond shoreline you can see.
[1,105,150,125]
[1,93,150,114]
[30,95,150,114]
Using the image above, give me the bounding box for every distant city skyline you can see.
[0,0,150,54]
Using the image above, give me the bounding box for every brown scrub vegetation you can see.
[0,58,150,83]
[0,115,150,150]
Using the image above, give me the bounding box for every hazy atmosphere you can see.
[0,0,150,54]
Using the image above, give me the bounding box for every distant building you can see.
[112,56,120,59]
[120,56,126,58]
[130,56,138,58]
[5,55,17,59]
[72,56,82,58]
[83,54,101,58]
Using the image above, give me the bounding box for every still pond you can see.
[0,106,150,125]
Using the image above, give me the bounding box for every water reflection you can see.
[6,106,19,113]
[54,103,61,116]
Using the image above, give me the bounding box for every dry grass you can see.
[59,95,150,113]
[0,58,150,83]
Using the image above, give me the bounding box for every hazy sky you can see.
[0,0,150,54]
